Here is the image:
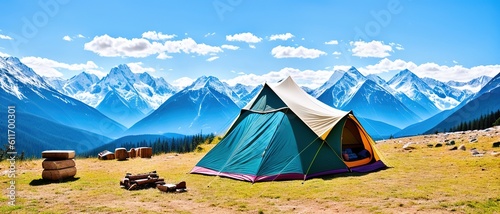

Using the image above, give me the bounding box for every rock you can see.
[458,144,466,151]
[450,140,455,145]
[435,143,443,148]
[403,142,416,150]
[493,142,500,148]
[427,144,434,148]
[491,151,500,157]
[470,138,477,143]
[449,146,457,151]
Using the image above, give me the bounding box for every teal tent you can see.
[191,77,386,182]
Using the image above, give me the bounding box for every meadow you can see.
[1,128,499,213]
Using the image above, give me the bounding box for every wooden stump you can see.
[42,167,77,181]
[42,159,76,170]
[115,148,128,161]
[128,148,136,158]
[137,147,152,158]
[42,150,75,159]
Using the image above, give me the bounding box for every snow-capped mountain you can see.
[422,77,472,102]
[315,67,366,108]
[46,72,100,96]
[342,80,421,128]
[89,64,176,113]
[189,76,240,103]
[96,89,146,128]
[387,69,457,111]
[0,56,126,138]
[447,76,492,93]
[52,65,176,113]
[236,84,263,107]
[427,72,500,134]
[126,76,240,135]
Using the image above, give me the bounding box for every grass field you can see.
[1,128,499,213]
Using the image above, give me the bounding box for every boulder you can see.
[493,142,500,148]
[435,143,443,148]
[449,146,457,151]
[458,144,466,151]
[403,142,416,150]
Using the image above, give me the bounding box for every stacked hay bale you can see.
[137,147,152,158]
[128,148,137,158]
[41,150,77,181]
[115,148,128,161]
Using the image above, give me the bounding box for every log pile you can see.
[99,147,152,160]
[119,171,187,193]
[41,150,77,181]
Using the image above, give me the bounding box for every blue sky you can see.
[0,0,499,88]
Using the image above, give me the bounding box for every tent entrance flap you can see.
[341,117,374,168]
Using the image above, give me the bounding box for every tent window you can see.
[341,119,370,161]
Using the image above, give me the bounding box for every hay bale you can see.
[42,150,75,159]
[128,148,137,158]
[42,159,75,170]
[115,148,128,161]
[137,147,152,158]
[42,167,77,181]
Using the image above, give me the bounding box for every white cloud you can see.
[156,52,172,59]
[163,38,223,55]
[413,63,500,82]
[269,33,294,41]
[324,40,339,45]
[249,44,256,49]
[221,44,239,50]
[453,60,458,64]
[206,56,219,62]
[271,45,327,59]
[84,35,222,58]
[360,58,500,82]
[204,32,216,37]
[63,35,72,41]
[350,40,393,58]
[226,32,262,43]
[0,34,13,40]
[389,42,404,50]
[77,34,85,38]
[172,77,194,89]
[0,51,10,57]
[20,56,105,77]
[224,67,334,88]
[126,62,156,73]
[332,51,342,55]
[363,58,418,74]
[142,31,176,40]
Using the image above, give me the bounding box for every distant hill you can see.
[0,112,112,158]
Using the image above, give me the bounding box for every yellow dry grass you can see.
[1,128,499,213]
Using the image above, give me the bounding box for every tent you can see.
[191,77,386,182]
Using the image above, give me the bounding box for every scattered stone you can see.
[493,142,500,148]
[492,151,500,157]
[427,144,434,148]
[449,146,458,151]
[458,144,466,151]
[435,143,443,148]
[450,140,455,145]
[471,148,485,157]
[470,138,477,143]
[403,142,416,150]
